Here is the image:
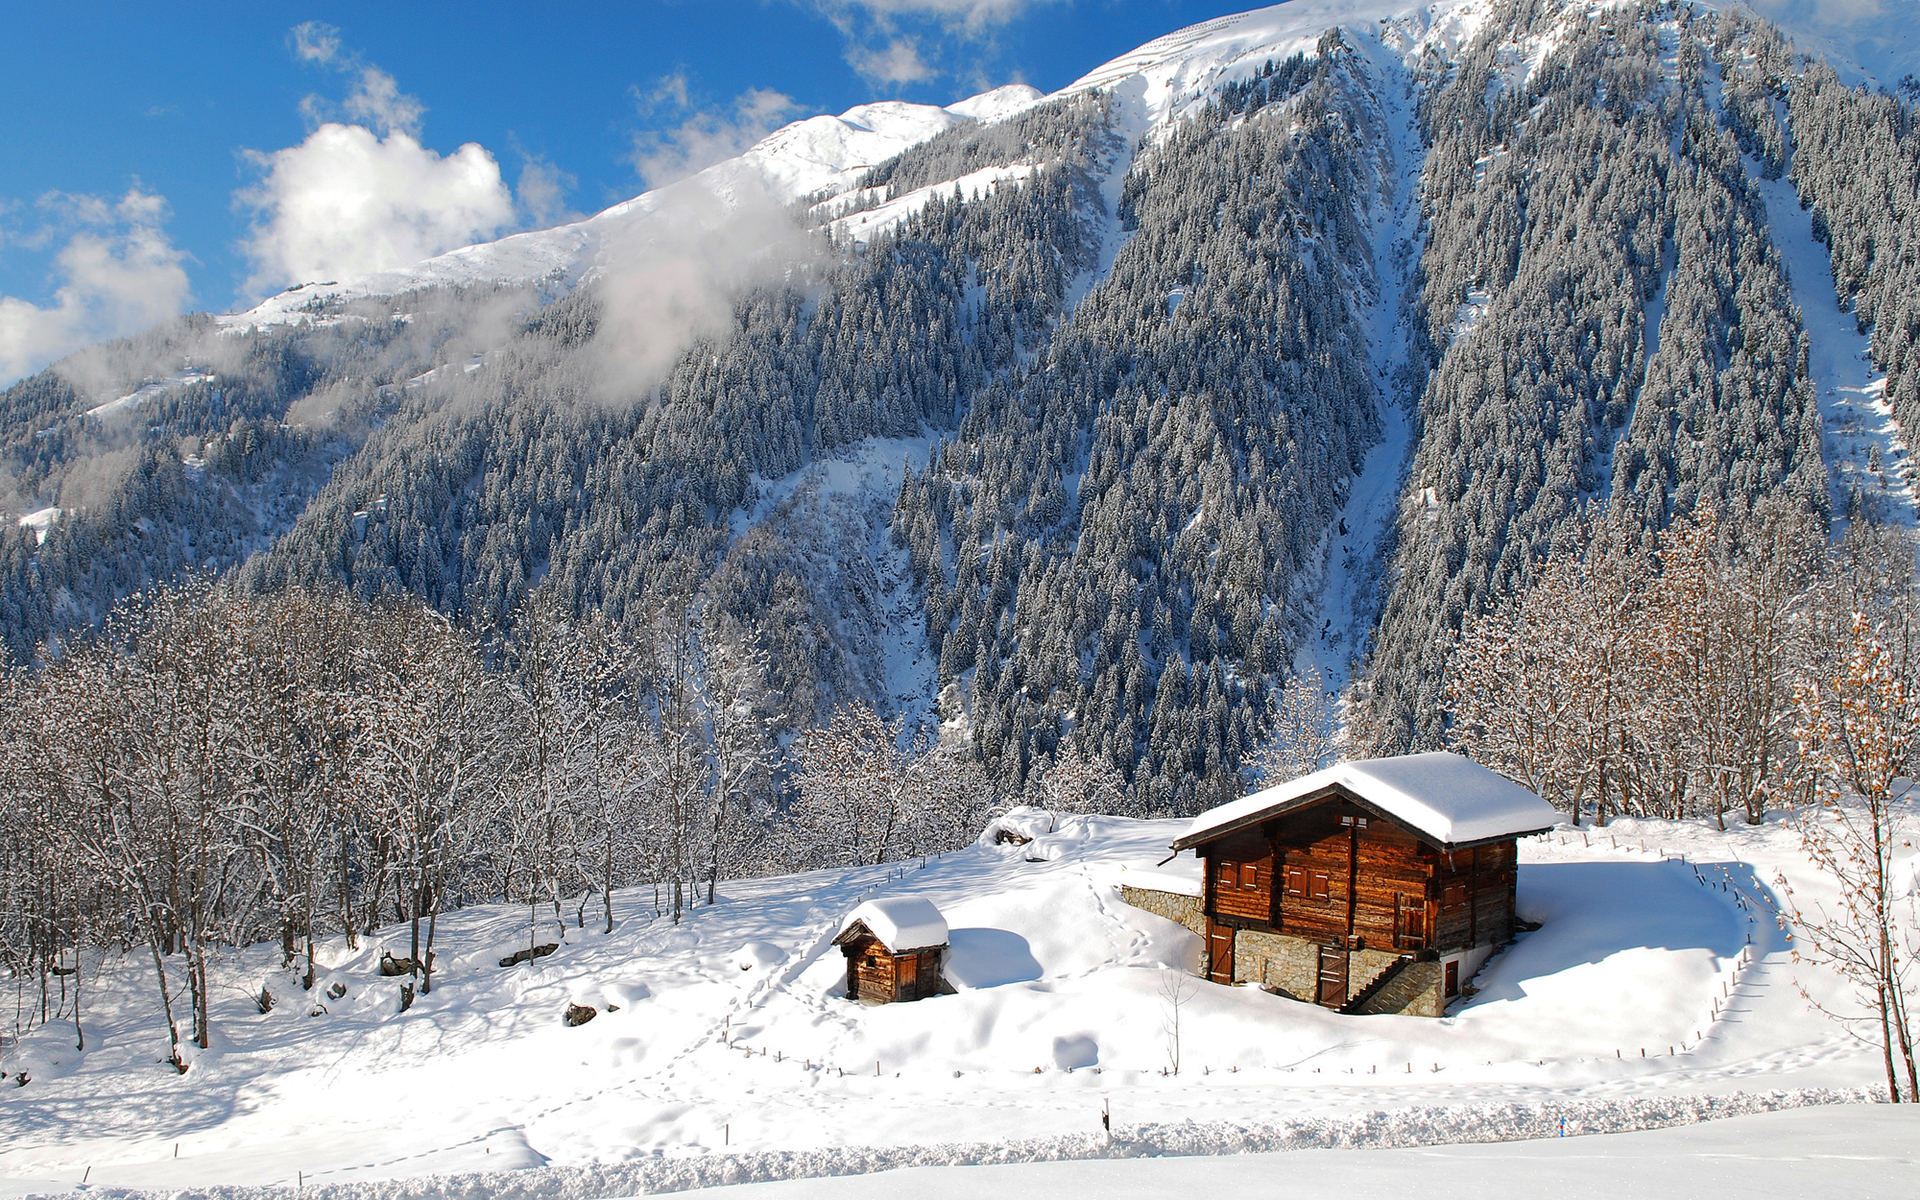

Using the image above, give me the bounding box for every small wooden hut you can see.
[1165,752,1558,1016]
[834,897,949,1004]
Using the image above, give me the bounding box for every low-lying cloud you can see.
[0,188,192,387]
[590,176,817,404]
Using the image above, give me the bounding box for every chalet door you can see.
[1208,921,1235,984]
[1317,944,1348,1007]
[896,952,919,999]
[1395,893,1428,950]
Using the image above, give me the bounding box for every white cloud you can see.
[0,188,191,387]
[292,27,426,140]
[341,67,426,139]
[803,0,1058,85]
[237,26,519,299]
[850,37,935,85]
[237,124,516,297]
[816,0,1042,29]
[291,20,342,65]
[631,83,807,189]
[515,157,580,228]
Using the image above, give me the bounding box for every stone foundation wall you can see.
[1232,929,1317,999]
[1396,963,1445,1017]
[1226,930,1447,1015]
[1118,886,1206,940]
[1349,947,1403,999]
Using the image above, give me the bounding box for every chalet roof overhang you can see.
[832,920,885,948]
[1169,780,1554,855]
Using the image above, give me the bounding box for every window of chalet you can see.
[1217,861,1261,889]
[1285,868,1331,899]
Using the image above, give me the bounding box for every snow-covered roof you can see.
[834,897,949,953]
[1174,752,1561,850]
[1116,860,1204,898]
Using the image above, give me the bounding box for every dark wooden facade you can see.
[835,922,943,1004]
[1178,787,1524,1003]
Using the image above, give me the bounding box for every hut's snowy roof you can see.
[1174,752,1561,851]
[835,896,949,953]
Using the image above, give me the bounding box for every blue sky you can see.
[0,0,1256,384]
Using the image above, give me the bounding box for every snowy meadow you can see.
[0,804,1907,1196]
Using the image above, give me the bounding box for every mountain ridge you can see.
[2,0,1916,808]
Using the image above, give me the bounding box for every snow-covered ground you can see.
[676,1105,1920,1199]
[83,371,215,420]
[0,806,1903,1197]
[829,164,1037,245]
[14,507,61,546]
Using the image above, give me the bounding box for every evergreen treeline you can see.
[1784,38,1920,469]
[1364,0,1828,751]
[894,36,1380,810]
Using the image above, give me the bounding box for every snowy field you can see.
[683,1106,1920,1200]
[0,806,1907,1198]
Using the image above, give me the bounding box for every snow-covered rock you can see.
[977,806,1059,847]
[732,941,785,972]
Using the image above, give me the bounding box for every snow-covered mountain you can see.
[222,84,1046,332]
[216,0,1916,335]
[4,0,1919,800]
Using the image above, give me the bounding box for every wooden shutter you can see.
[1310,871,1331,900]
[1241,862,1259,889]
[1286,867,1306,896]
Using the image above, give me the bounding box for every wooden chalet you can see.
[1165,752,1559,1016]
[834,897,949,1004]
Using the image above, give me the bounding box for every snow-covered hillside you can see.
[0,809,1898,1195]
[219,86,1042,334]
